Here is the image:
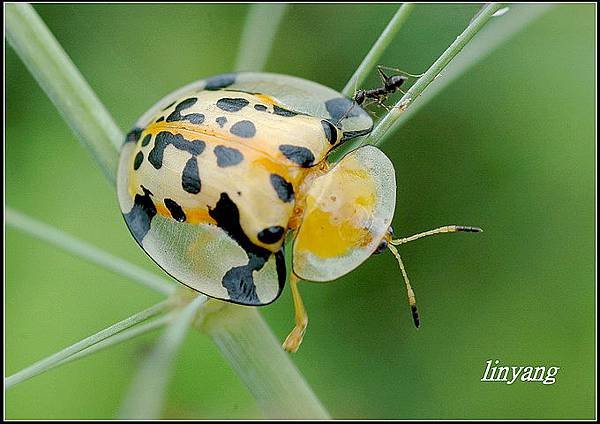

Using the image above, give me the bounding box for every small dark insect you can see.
[336,65,422,126]
[353,66,409,108]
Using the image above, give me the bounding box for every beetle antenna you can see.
[386,224,482,327]
[387,243,420,328]
[390,225,482,246]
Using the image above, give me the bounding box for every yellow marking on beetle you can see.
[154,203,171,219]
[253,93,278,106]
[252,157,283,177]
[185,207,217,225]
[153,201,217,226]
[252,156,300,180]
[294,155,377,259]
[145,122,221,139]
[127,155,141,199]
[294,197,374,258]
[354,194,375,207]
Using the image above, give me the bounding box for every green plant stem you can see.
[5,3,123,183]
[341,3,415,97]
[5,301,170,389]
[119,295,208,419]
[55,313,174,369]
[378,4,555,130]
[200,301,330,419]
[6,207,176,296]
[365,2,504,146]
[235,3,288,71]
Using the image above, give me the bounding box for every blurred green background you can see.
[5,3,595,420]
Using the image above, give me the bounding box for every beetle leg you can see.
[283,273,308,353]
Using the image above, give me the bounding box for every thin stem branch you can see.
[6,207,176,296]
[341,3,415,97]
[5,3,122,182]
[55,313,174,369]
[365,2,504,146]
[235,3,289,71]
[377,4,555,130]
[200,301,330,419]
[119,295,208,419]
[5,301,171,389]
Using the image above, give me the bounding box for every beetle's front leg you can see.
[283,273,308,353]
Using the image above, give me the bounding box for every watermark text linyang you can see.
[481,359,560,385]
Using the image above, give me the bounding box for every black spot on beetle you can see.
[155,116,165,123]
[184,113,205,124]
[321,120,338,144]
[123,186,156,243]
[141,134,152,147]
[148,131,206,169]
[176,97,197,110]
[125,128,143,144]
[164,198,186,222]
[208,192,274,304]
[181,157,201,194]
[214,145,244,167]
[254,104,267,112]
[133,151,144,170]
[272,105,298,117]
[274,249,286,292]
[220,262,261,304]
[230,120,256,138]
[216,116,227,127]
[148,134,169,169]
[270,174,294,202]
[205,73,237,90]
[216,97,249,112]
[340,127,373,143]
[257,226,285,244]
[279,144,315,167]
[325,97,364,123]
[170,134,205,156]
[209,194,268,255]
[166,97,204,124]
[162,101,176,111]
[165,112,179,123]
